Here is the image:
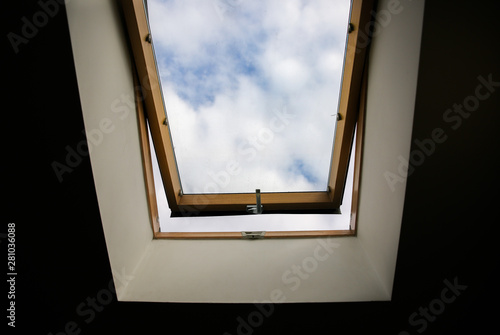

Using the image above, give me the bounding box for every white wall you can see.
[357,0,426,295]
[66,0,154,299]
[67,0,424,302]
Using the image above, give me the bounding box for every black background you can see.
[3,0,500,334]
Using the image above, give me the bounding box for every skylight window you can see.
[120,0,373,218]
[147,0,351,195]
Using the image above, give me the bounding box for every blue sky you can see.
[148,0,350,194]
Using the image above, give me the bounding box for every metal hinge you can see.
[241,231,266,239]
[246,189,263,214]
[348,23,354,34]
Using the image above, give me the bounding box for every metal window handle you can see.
[246,189,263,214]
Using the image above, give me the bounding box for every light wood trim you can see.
[178,191,335,213]
[328,0,374,207]
[155,230,354,239]
[120,0,181,212]
[264,230,354,238]
[155,231,242,239]
[349,57,369,233]
[135,69,160,234]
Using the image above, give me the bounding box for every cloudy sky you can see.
[149,124,355,231]
[147,0,351,194]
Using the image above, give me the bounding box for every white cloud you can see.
[148,0,351,194]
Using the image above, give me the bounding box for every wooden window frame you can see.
[121,0,373,224]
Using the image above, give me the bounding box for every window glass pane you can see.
[147,0,351,194]
[149,121,355,232]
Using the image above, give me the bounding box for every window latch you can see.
[241,231,265,239]
[246,189,263,214]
